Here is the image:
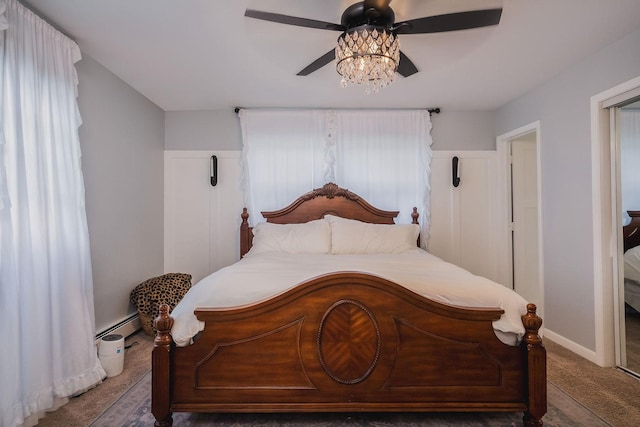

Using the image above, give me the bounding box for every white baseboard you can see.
[95,314,141,345]
[543,328,603,366]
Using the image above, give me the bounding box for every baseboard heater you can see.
[95,314,142,344]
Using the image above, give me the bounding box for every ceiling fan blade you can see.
[297,49,336,76]
[395,8,502,34]
[397,51,418,77]
[245,9,345,31]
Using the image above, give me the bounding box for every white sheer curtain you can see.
[332,110,432,238]
[621,109,640,225]
[240,109,328,222]
[0,1,105,426]
[240,108,433,245]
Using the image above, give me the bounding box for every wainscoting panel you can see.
[165,150,505,287]
[429,151,504,285]
[164,151,243,283]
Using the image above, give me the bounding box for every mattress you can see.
[170,249,530,347]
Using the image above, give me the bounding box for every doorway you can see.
[497,123,544,311]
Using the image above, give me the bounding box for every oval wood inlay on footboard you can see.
[317,299,381,384]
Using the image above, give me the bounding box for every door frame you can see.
[591,74,640,367]
[497,121,544,317]
[611,106,632,370]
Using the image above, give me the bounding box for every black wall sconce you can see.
[210,155,218,187]
[452,156,461,187]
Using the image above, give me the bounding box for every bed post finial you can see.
[522,304,543,345]
[152,304,174,427]
[154,304,174,346]
[411,207,419,224]
[411,207,421,247]
[240,208,250,258]
[522,303,546,426]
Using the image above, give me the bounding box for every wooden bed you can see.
[152,183,546,426]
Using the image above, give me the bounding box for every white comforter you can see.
[170,249,530,347]
[624,246,640,312]
[625,245,640,283]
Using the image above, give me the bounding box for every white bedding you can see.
[170,249,530,347]
[625,245,640,283]
[623,246,640,312]
[626,280,640,313]
[624,246,640,311]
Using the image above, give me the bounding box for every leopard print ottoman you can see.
[130,273,192,336]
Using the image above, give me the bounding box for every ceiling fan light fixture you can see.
[335,26,399,94]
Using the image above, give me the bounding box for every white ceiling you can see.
[20,0,640,112]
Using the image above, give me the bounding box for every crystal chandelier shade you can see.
[335,26,400,94]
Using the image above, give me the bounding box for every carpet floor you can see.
[544,339,640,426]
[89,370,609,427]
[38,330,640,427]
[625,306,640,373]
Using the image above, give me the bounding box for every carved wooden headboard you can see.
[239,183,419,257]
[623,210,640,252]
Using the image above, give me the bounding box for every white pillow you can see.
[324,215,419,254]
[247,219,331,255]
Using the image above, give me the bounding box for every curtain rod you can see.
[18,0,78,43]
[234,107,441,115]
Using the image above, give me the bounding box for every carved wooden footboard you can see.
[152,272,546,426]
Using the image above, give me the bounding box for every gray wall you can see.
[431,111,495,150]
[165,110,241,150]
[165,110,496,151]
[76,54,165,333]
[495,28,640,350]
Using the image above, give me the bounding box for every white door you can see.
[511,134,540,305]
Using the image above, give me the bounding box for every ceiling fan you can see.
[244,0,503,79]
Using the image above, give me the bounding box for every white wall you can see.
[76,54,165,333]
[164,151,244,283]
[495,28,640,352]
[165,150,503,291]
[429,151,503,283]
[165,110,496,151]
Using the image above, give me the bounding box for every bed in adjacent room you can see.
[151,183,546,427]
[622,211,640,313]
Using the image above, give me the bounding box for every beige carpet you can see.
[545,339,640,427]
[38,331,640,427]
[91,373,609,427]
[625,307,640,373]
[38,331,154,427]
